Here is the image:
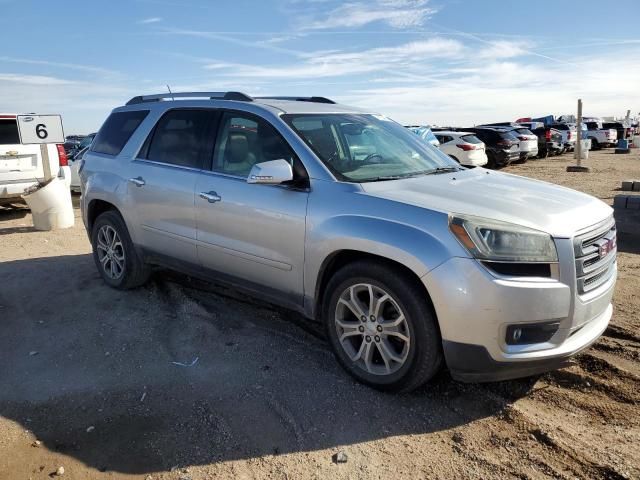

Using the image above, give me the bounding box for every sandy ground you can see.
[0,149,638,480]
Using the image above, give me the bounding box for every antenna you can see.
[166,84,175,101]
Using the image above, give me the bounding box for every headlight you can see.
[449,215,558,263]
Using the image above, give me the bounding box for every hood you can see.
[360,168,612,238]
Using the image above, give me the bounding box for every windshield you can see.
[283,114,458,182]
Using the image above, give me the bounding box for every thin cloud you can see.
[0,56,120,76]
[138,17,163,24]
[200,38,465,79]
[303,0,437,30]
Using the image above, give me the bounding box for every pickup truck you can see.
[585,121,617,149]
[0,114,70,205]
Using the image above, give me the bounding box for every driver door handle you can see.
[199,191,222,203]
[128,176,145,187]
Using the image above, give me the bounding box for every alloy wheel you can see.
[96,225,126,280]
[334,283,411,376]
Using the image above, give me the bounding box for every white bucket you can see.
[22,177,75,231]
[575,139,590,160]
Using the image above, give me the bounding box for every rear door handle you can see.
[199,191,222,203]
[128,176,145,187]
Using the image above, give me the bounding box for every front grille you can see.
[574,218,616,295]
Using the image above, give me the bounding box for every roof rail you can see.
[125,91,253,105]
[255,96,336,104]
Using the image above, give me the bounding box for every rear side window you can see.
[141,109,214,169]
[515,128,534,136]
[551,124,568,130]
[0,119,20,145]
[92,110,149,156]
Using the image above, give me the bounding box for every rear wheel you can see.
[323,261,442,392]
[590,138,600,150]
[91,210,150,289]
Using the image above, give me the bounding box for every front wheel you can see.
[323,261,442,392]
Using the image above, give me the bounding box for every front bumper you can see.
[422,242,616,382]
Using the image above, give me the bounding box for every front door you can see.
[195,111,309,303]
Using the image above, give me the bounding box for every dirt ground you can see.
[0,149,638,480]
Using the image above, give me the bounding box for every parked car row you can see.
[407,113,633,170]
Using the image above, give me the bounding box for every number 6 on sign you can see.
[16,115,65,144]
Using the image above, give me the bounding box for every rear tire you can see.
[590,138,600,150]
[323,261,442,392]
[91,210,150,289]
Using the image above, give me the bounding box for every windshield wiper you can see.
[423,167,461,175]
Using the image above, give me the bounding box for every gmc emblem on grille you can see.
[599,237,616,258]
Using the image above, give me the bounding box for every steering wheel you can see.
[363,153,384,164]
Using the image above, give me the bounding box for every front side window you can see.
[213,112,300,178]
[142,109,212,169]
[92,110,148,156]
[284,114,458,182]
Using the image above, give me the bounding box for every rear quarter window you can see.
[91,110,149,156]
[0,119,20,145]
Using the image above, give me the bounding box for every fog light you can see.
[512,328,522,342]
[505,322,560,345]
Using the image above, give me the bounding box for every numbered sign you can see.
[16,115,65,144]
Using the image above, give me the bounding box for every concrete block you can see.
[627,196,640,210]
[614,196,628,209]
[622,180,634,191]
[634,182,640,192]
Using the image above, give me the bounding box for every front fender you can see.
[304,213,466,312]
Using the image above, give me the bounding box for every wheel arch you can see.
[86,198,121,233]
[312,249,439,330]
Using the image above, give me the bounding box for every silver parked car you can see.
[80,92,617,392]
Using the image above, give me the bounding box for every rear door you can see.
[127,108,218,265]
[0,116,45,183]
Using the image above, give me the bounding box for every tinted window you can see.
[0,119,20,145]
[500,132,518,141]
[143,109,212,169]
[586,122,599,130]
[92,110,148,156]
[461,134,482,144]
[213,112,299,178]
[550,124,569,130]
[515,128,534,136]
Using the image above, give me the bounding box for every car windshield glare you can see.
[283,114,459,182]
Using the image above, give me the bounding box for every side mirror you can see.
[247,159,293,185]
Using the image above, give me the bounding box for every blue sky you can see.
[1,0,639,133]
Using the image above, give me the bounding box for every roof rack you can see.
[255,96,336,104]
[125,91,254,105]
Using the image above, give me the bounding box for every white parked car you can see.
[69,146,88,192]
[433,131,488,166]
[0,113,70,205]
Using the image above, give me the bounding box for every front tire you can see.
[323,261,442,392]
[91,210,150,289]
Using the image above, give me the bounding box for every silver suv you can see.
[81,92,617,392]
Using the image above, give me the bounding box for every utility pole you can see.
[567,98,590,172]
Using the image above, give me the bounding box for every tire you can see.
[486,152,497,169]
[323,260,442,392]
[91,210,150,289]
[590,139,600,150]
